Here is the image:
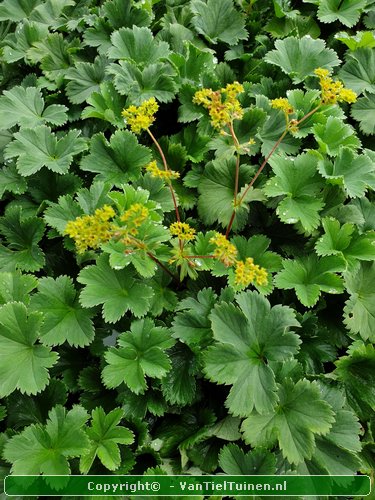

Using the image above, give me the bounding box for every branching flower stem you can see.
[147,128,183,251]
[147,252,179,282]
[147,128,181,224]
[225,104,322,237]
[225,122,242,238]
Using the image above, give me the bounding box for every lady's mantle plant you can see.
[0,0,374,485]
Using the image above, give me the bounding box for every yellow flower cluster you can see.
[120,203,149,239]
[121,97,159,134]
[210,232,238,266]
[271,98,294,115]
[234,258,268,287]
[193,82,244,129]
[169,222,196,241]
[314,68,357,104]
[64,205,115,254]
[145,160,180,181]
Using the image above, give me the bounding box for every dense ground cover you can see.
[0,0,375,497]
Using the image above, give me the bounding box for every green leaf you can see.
[43,194,83,234]
[0,86,67,130]
[0,206,45,272]
[109,61,177,103]
[335,343,375,417]
[169,43,215,86]
[343,262,375,342]
[274,254,346,307]
[161,343,198,406]
[65,56,108,104]
[102,318,175,394]
[351,93,375,135]
[29,0,75,27]
[2,20,49,63]
[317,0,367,27]
[197,157,263,231]
[315,217,375,267]
[172,288,217,350]
[0,165,27,198]
[30,276,95,348]
[81,81,127,127]
[108,26,170,66]
[80,407,134,473]
[0,0,40,21]
[204,291,300,416]
[3,405,89,474]
[80,130,151,186]
[339,48,375,95]
[27,32,75,82]
[265,152,325,232]
[219,444,276,474]
[311,437,361,475]
[77,255,154,323]
[0,270,37,305]
[4,126,87,176]
[190,0,248,45]
[231,235,283,290]
[317,147,375,197]
[313,117,360,156]
[102,0,151,30]
[265,36,340,83]
[241,378,335,465]
[0,302,58,397]
[259,112,301,157]
[335,31,375,51]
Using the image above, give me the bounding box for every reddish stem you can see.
[147,252,178,281]
[147,128,181,224]
[224,105,322,237]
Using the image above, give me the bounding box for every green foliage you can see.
[313,117,360,156]
[343,262,375,342]
[241,378,335,465]
[102,318,175,394]
[275,255,345,307]
[0,0,373,481]
[78,255,154,323]
[80,407,134,473]
[317,0,367,27]
[219,443,276,474]
[0,86,68,129]
[3,405,89,474]
[351,93,375,134]
[265,36,340,83]
[265,152,324,232]
[0,302,58,397]
[0,207,45,272]
[30,276,95,347]
[339,48,375,94]
[204,291,300,416]
[317,147,375,197]
[80,130,152,185]
[5,126,87,176]
[191,0,248,44]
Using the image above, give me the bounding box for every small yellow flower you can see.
[314,68,357,105]
[169,222,196,241]
[145,160,180,180]
[271,98,294,115]
[234,258,268,287]
[338,88,357,104]
[210,232,238,266]
[193,82,244,130]
[314,68,330,79]
[64,205,115,254]
[121,97,159,134]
